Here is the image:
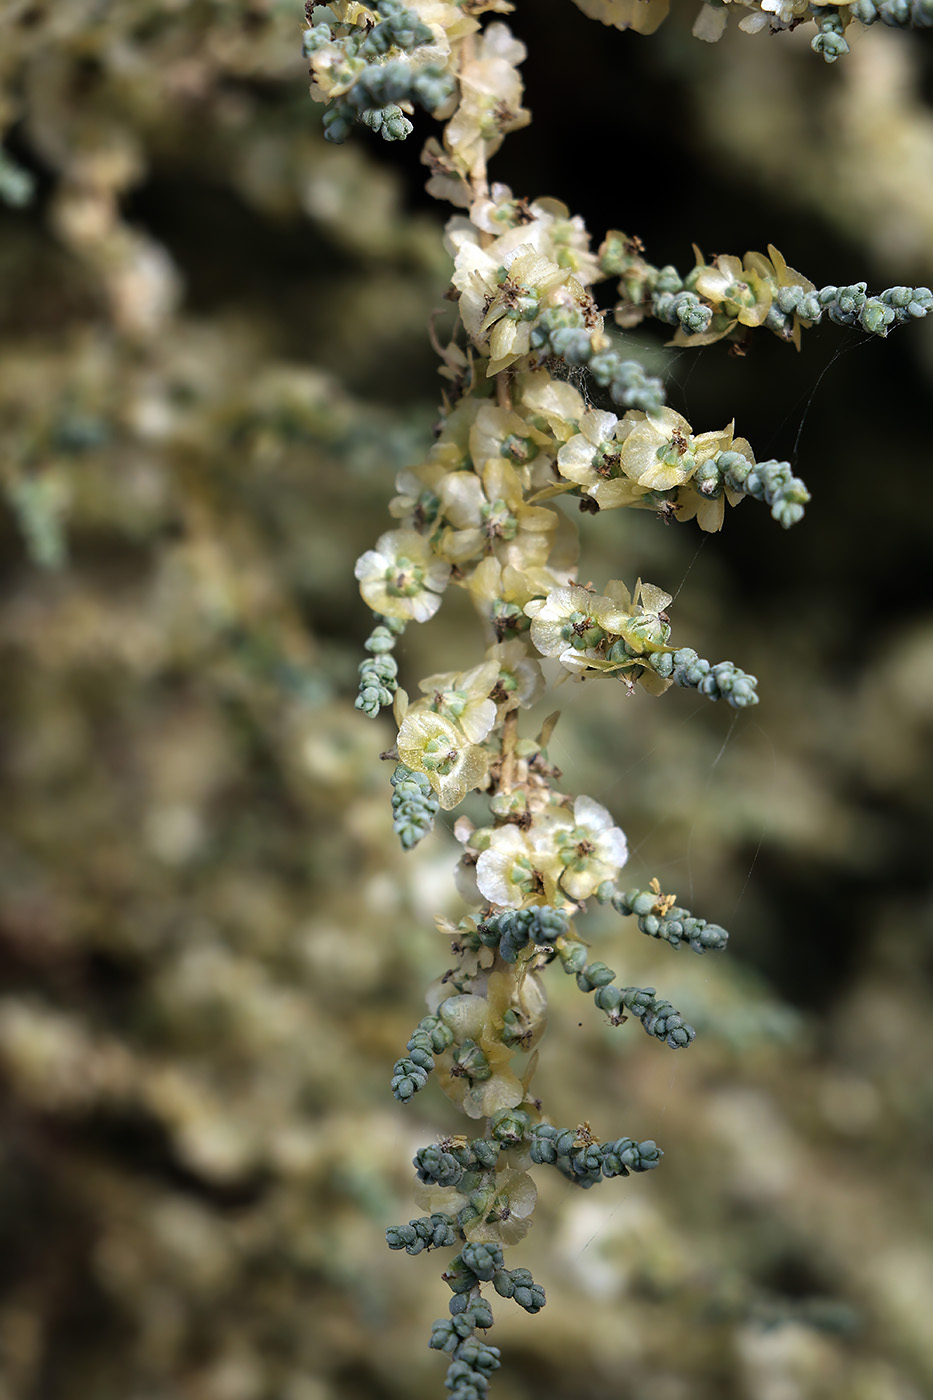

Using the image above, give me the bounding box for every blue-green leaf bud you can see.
[594,984,623,1013]
[462,1241,504,1282]
[491,1107,531,1146]
[576,960,615,992]
[558,942,589,974]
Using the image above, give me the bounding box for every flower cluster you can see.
[602,234,933,350]
[574,0,933,60]
[312,5,932,1395]
[303,0,530,172]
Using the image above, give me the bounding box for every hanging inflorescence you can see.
[305,3,930,1394]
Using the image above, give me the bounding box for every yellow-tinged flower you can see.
[413,1177,471,1220]
[396,710,489,808]
[469,402,555,493]
[556,408,646,508]
[451,234,542,349]
[462,1167,537,1245]
[621,408,732,492]
[467,557,577,640]
[694,252,773,329]
[354,528,450,622]
[675,435,754,533]
[516,369,586,444]
[429,393,483,473]
[692,2,729,40]
[604,578,673,652]
[452,233,595,376]
[443,21,530,175]
[525,584,632,674]
[468,186,602,284]
[438,458,557,569]
[406,0,484,53]
[754,244,817,350]
[754,0,811,27]
[388,460,450,532]
[490,964,547,1052]
[480,248,573,373]
[422,137,473,208]
[307,42,364,104]
[417,659,501,743]
[571,0,671,34]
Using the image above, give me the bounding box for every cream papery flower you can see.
[467,557,577,641]
[417,659,500,743]
[692,1,729,39]
[452,238,574,375]
[413,1149,541,1247]
[480,248,573,374]
[548,794,629,902]
[525,585,631,674]
[413,1176,471,1221]
[672,433,754,533]
[474,823,563,908]
[307,41,363,104]
[396,710,489,808]
[388,460,449,532]
[556,408,645,508]
[468,186,602,285]
[445,214,542,274]
[444,22,530,175]
[485,639,543,715]
[621,408,733,493]
[434,988,525,1119]
[604,578,673,653]
[469,183,551,237]
[516,369,586,444]
[571,0,671,34]
[354,528,451,622]
[428,393,482,472]
[736,7,770,30]
[469,402,555,492]
[406,0,482,52]
[438,458,557,569]
[751,244,817,349]
[537,201,602,285]
[695,253,773,330]
[451,235,530,345]
[758,0,811,23]
[422,137,473,207]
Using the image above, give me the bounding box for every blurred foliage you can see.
[0,3,931,1399]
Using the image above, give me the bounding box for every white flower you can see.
[354,529,450,623]
[621,408,732,493]
[475,824,562,908]
[550,795,628,901]
[469,401,555,492]
[760,0,810,22]
[556,409,644,507]
[525,585,631,673]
